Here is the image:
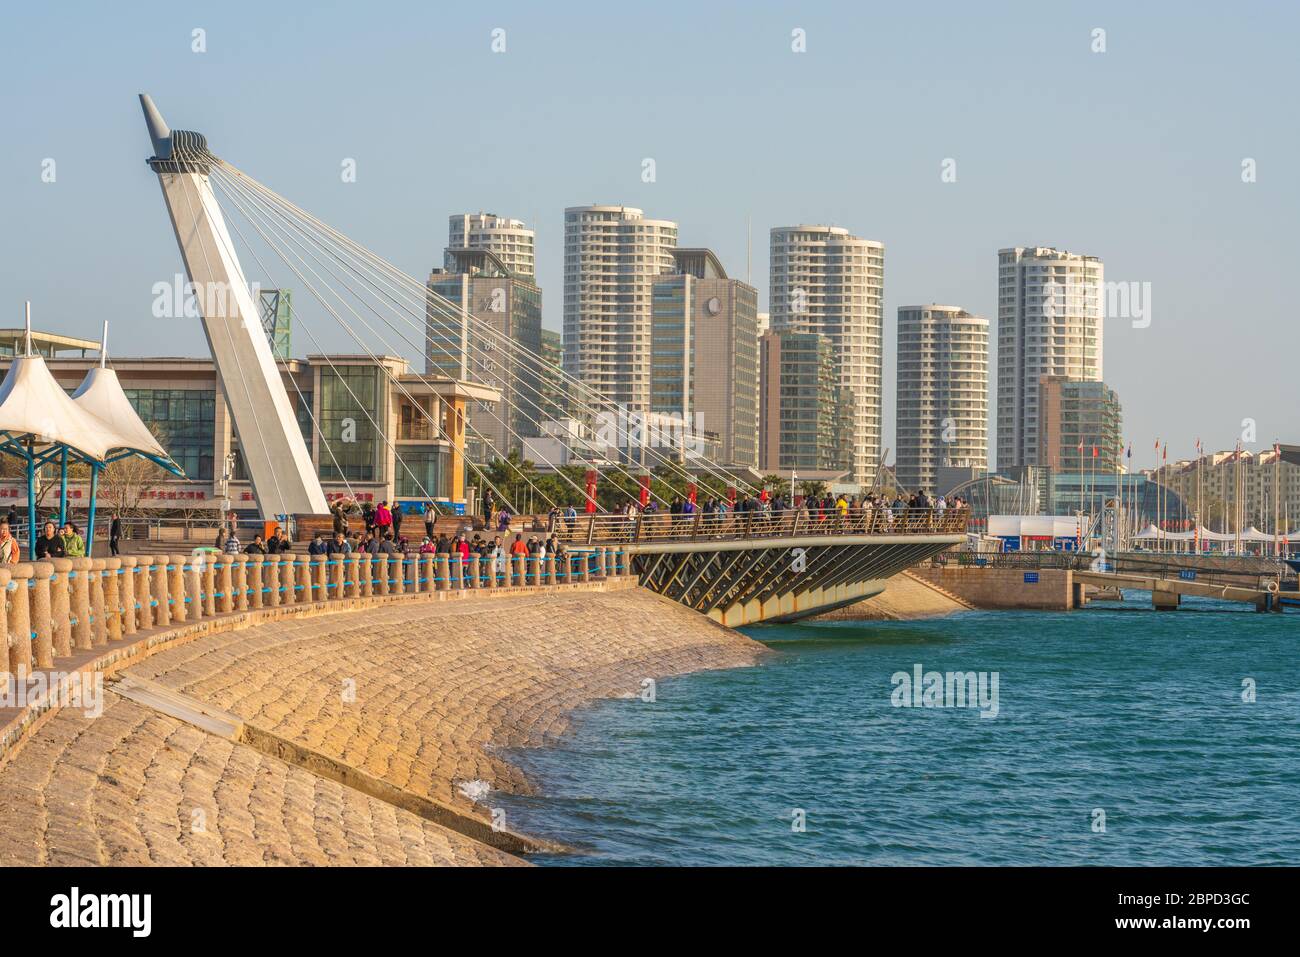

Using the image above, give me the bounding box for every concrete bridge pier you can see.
[1152,588,1181,611]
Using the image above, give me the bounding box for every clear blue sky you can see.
[3,0,1296,468]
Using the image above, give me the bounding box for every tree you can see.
[98,453,169,516]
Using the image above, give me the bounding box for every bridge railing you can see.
[0,548,636,684]
[555,507,968,546]
[930,549,1284,591]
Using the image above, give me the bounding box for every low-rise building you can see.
[0,337,497,520]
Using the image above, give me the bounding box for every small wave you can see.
[457,779,491,802]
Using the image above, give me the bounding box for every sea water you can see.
[497,593,1299,866]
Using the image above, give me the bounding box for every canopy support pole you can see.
[26,454,37,560]
[58,447,69,527]
[87,463,100,556]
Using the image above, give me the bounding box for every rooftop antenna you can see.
[24,300,31,356]
[100,319,109,368]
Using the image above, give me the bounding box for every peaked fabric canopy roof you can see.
[0,354,174,465]
[0,355,118,460]
[71,366,168,459]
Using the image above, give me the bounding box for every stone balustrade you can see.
[0,547,631,682]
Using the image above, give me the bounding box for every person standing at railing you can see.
[326,531,350,556]
[35,521,66,560]
[374,501,393,538]
[61,522,86,558]
[0,522,17,564]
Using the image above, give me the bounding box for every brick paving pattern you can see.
[0,587,764,865]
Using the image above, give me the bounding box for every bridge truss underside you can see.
[628,534,963,626]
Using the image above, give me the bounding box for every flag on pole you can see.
[1126,443,1132,460]
[1092,445,1098,458]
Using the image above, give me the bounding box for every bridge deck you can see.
[547,508,967,625]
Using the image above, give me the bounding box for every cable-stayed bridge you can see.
[139,94,965,623]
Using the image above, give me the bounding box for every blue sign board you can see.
[1179,569,1197,581]
[1024,572,1039,583]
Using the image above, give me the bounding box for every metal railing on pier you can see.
[928,548,1285,592]
[551,507,969,546]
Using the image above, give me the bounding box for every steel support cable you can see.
[208,165,544,513]
[210,165,629,512]
[215,163,723,507]
[205,158,525,514]
[210,165,596,510]
[214,156,757,500]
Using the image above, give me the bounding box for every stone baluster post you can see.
[280,553,296,606]
[8,564,35,676]
[331,551,345,600]
[247,555,264,611]
[263,554,280,609]
[310,553,325,602]
[152,556,172,628]
[294,554,311,604]
[71,557,94,649]
[202,553,217,617]
[353,552,368,597]
[89,558,108,645]
[340,552,356,599]
[133,558,153,632]
[231,555,249,612]
[6,565,32,679]
[30,562,54,668]
[50,557,74,654]
[116,557,137,639]
[392,554,406,596]
[217,555,235,614]
[0,570,10,679]
[166,554,186,625]
[104,557,124,642]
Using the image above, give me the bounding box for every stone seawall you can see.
[909,566,1075,611]
[0,580,767,866]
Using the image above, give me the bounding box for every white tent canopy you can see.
[71,366,168,459]
[0,355,120,461]
[1134,524,1300,543]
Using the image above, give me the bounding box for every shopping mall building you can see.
[0,328,497,520]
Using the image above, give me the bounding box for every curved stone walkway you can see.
[0,586,765,865]
[0,697,521,866]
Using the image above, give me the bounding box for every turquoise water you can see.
[498,593,1299,866]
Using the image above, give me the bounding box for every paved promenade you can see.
[0,585,765,865]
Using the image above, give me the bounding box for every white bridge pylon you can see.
[140,93,328,519]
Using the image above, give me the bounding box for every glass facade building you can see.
[123,388,216,481]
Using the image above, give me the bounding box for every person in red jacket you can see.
[374,500,393,533]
